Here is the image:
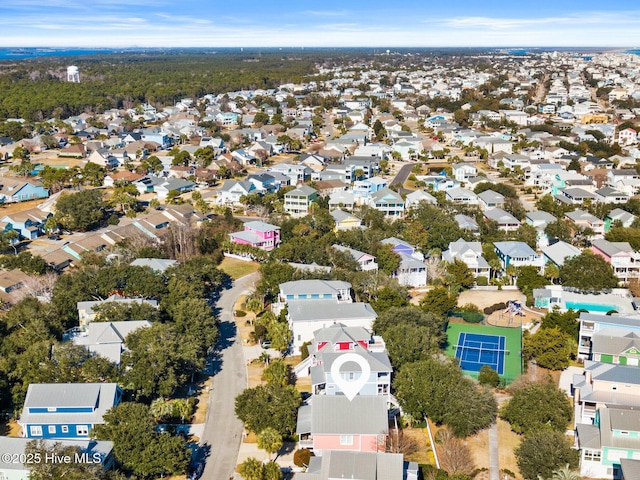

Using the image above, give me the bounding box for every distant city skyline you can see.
[1,0,640,49]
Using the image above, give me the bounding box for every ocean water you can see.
[0,48,117,61]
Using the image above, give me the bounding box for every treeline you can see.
[0,51,321,121]
[0,256,227,413]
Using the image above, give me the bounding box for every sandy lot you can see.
[457,289,525,310]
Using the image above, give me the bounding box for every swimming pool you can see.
[564,302,618,313]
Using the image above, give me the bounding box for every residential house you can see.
[268,164,311,185]
[607,169,640,196]
[352,177,388,200]
[296,395,388,455]
[368,188,404,218]
[130,257,178,273]
[276,280,353,310]
[605,209,637,233]
[1,208,50,239]
[284,186,318,217]
[331,210,363,231]
[308,329,392,402]
[483,208,521,232]
[477,190,506,211]
[333,245,378,272]
[590,327,640,367]
[328,190,356,211]
[18,383,122,439]
[296,451,417,480]
[133,175,165,196]
[70,320,151,365]
[76,296,159,328]
[392,254,428,287]
[454,214,480,234]
[0,437,114,479]
[592,239,640,283]
[452,163,477,183]
[577,313,640,360]
[618,128,638,146]
[0,177,49,203]
[525,210,558,248]
[230,148,256,166]
[155,178,194,200]
[556,187,599,205]
[103,170,144,188]
[228,220,281,251]
[405,190,437,209]
[445,187,478,205]
[565,210,605,238]
[573,361,640,425]
[443,239,491,280]
[216,179,256,206]
[0,269,28,298]
[494,241,544,271]
[576,407,640,479]
[595,187,630,204]
[247,172,280,194]
[541,241,582,268]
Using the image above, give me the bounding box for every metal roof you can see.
[308,395,388,435]
[288,301,377,323]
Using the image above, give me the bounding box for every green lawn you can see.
[445,322,522,385]
[218,257,260,280]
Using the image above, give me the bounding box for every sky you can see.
[2,0,640,49]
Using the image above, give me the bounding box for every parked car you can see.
[261,340,272,349]
[189,462,204,479]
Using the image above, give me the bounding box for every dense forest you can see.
[0,51,329,121]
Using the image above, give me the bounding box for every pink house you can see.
[228,220,280,251]
[591,239,640,282]
[297,395,388,455]
[618,127,638,146]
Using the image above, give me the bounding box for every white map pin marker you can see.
[331,353,371,401]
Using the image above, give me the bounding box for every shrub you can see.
[300,341,311,360]
[293,448,312,468]
[475,276,488,286]
[235,310,247,317]
[478,365,500,387]
[107,214,120,225]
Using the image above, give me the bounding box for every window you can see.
[76,425,89,436]
[30,426,43,436]
[340,435,353,445]
[48,426,56,434]
[584,449,601,462]
[62,426,69,433]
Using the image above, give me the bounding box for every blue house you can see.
[380,237,420,258]
[1,208,51,240]
[0,177,49,203]
[19,383,122,439]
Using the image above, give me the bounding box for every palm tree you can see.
[262,461,283,480]
[239,458,263,480]
[547,464,582,480]
[257,427,283,461]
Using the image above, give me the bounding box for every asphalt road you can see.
[199,272,260,480]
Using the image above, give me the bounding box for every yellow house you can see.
[581,114,609,124]
[331,209,364,232]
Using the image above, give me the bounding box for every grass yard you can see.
[467,420,521,479]
[218,256,260,280]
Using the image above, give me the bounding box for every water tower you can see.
[67,65,80,83]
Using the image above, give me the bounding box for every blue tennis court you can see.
[455,332,506,375]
